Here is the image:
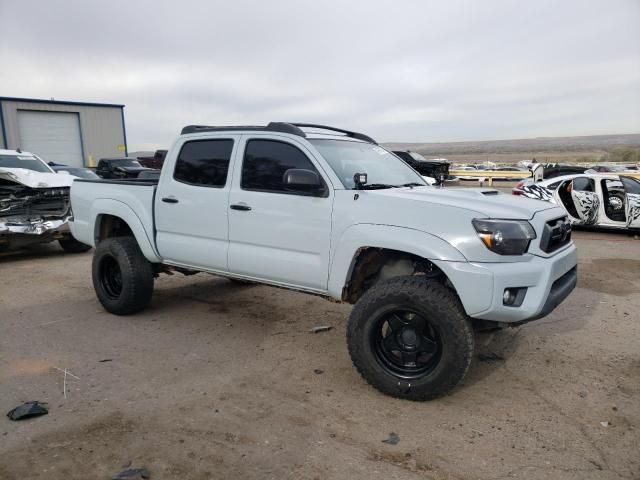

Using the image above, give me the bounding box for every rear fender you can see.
[91,199,161,262]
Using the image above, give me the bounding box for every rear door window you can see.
[174,139,234,187]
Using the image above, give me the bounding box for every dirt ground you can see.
[0,230,639,480]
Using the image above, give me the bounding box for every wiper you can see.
[355,183,396,190]
[398,182,425,188]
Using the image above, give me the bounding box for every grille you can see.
[0,187,70,219]
[540,216,572,253]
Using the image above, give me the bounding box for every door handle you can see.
[162,197,179,204]
[230,203,252,211]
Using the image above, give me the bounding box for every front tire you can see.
[92,237,154,315]
[347,276,474,401]
[59,236,92,253]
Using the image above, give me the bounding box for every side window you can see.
[572,177,594,192]
[621,177,640,194]
[174,139,234,187]
[241,139,323,194]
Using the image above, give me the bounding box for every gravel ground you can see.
[0,230,638,479]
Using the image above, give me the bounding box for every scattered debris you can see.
[600,421,610,427]
[99,359,113,363]
[111,467,150,479]
[7,401,49,421]
[477,352,505,362]
[310,325,332,333]
[382,432,400,445]
[313,369,324,375]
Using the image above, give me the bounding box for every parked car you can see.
[137,149,167,169]
[0,149,91,253]
[515,173,640,230]
[586,164,632,174]
[96,158,153,179]
[392,151,458,185]
[454,165,481,181]
[70,122,577,401]
[51,165,100,179]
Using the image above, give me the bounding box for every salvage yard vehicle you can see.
[51,165,100,179]
[392,151,458,185]
[515,173,640,231]
[96,157,153,179]
[70,123,578,400]
[0,149,91,253]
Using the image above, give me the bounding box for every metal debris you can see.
[382,432,400,445]
[6,401,49,421]
[111,467,150,479]
[310,325,332,333]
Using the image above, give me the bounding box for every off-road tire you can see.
[92,237,154,315]
[347,276,474,401]
[59,236,92,253]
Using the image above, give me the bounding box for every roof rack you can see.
[292,123,377,144]
[180,122,376,144]
[181,122,306,137]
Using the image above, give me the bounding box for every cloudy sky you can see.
[1,0,639,150]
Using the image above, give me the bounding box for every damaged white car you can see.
[514,173,640,231]
[0,149,91,253]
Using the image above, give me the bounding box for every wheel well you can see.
[95,214,134,244]
[341,248,447,304]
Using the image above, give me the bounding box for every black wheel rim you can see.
[100,255,123,299]
[371,308,442,379]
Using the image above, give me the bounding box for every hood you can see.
[0,167,74,189]
[374,186,556,219]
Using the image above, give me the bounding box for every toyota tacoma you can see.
[69,123,577,400]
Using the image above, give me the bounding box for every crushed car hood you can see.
[0,167,74,189]
[375,186,556,219]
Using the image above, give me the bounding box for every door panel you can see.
[155,136,238,270]
[570,190,599,224]
[626,193,640,228]
[227,137,332,291]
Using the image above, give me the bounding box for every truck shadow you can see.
[0,243,91,264]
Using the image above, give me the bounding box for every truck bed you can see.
[69,178,158,250]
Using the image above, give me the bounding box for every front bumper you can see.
[434,243,578,323]
[0,216,71,235]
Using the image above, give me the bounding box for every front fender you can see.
[90,199,161,262]
[327,224,466,299]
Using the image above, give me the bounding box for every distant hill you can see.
[383,133,640,156]
[383,133,640,163]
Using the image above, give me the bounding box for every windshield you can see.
[408,151,427,161]
[110,159,142,168]
[57,167,99,179]
[0,154,53,173]
[309,140,427,189]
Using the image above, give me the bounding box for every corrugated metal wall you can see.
[0,99,126,166]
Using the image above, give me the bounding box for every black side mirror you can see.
[283,169,323,192]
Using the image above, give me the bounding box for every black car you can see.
[96,158,153,179]
[392,151,452,184]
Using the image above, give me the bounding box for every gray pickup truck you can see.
[70,122,577,400]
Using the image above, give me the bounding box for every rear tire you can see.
[92,237,154,315]
[347,276,474,401]
[59,236,92,253]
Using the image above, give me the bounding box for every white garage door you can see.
[17,110,84,167]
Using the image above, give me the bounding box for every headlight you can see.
[472,219,536,255]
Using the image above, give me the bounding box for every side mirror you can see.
[283,169,323,192]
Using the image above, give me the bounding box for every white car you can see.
[0,149,91,252]
[514,173,640,230]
